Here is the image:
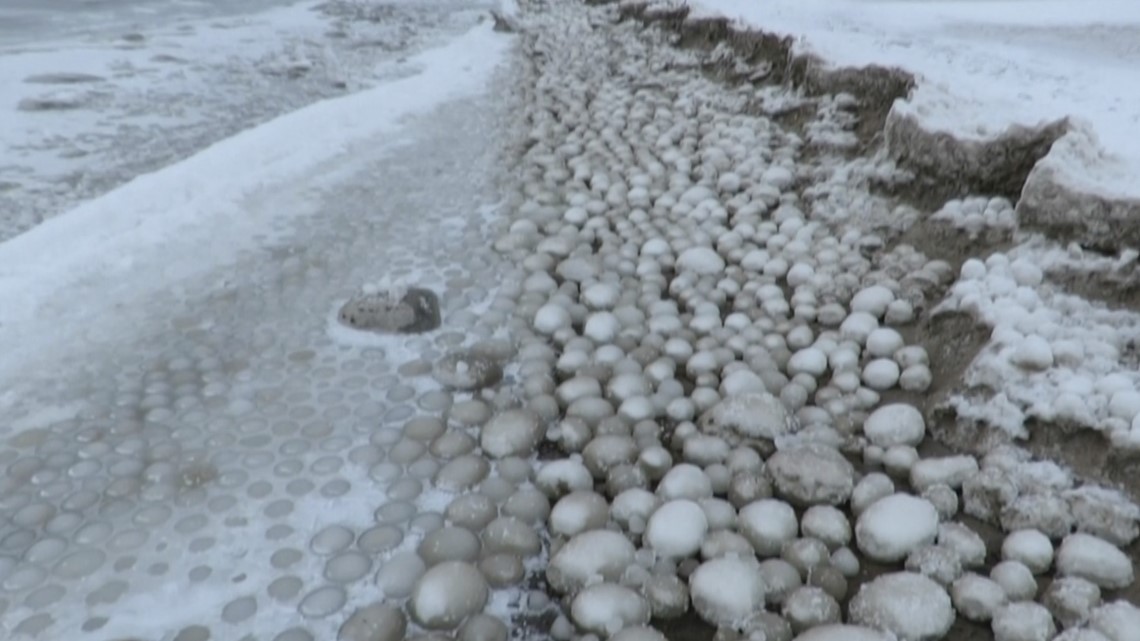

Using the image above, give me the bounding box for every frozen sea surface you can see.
[0,17,514,638]
[0,0,495,242]
[0,0,300,45]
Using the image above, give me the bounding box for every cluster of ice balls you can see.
[455,2,1140,641]
[930,196,1017,236]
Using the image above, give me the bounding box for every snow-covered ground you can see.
[0,0,492,241]
[692,0,1140,202]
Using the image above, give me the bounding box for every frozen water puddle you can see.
[0,80,515,639]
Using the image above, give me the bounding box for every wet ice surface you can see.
[0,57,513,638]
[0,0,492,242]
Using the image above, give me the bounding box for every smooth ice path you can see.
[0,22,511,639]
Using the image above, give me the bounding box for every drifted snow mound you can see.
[480,409,543,459]
[547,530,636,595]
[856,493,940,562]
[689,555,768,627]
[409,561,489,630]
[1056,533,1135,590]
[701,392,794,441]
[849,572,955,641]
[792,624,895,641]
[863,403,926,447]
[767,443,856,506]
[570,583,651,635]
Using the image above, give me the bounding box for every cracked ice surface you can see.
[0,22,514,639]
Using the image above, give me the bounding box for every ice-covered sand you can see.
[693,0,1140,201]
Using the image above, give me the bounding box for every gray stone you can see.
[338,287,440,333]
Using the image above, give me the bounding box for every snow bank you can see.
[691,0,1140,208]
[0,21,510,381]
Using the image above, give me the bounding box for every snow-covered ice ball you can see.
[1066,486,1140,547]
[992,602,1056,641]
[937,522,987,568]
[550,491,610,538]
[1001,529,1053,574]
[610,626,668,641]
[1056,533,1134,590]
[582,435,638,479]
[899,365,933,392]
[1000,492,1075,539]
[767,444,855,506]
[849,572,954,641]
[760,558,806,606]
[409,561,490,630]
[377,551,427,599]
[851,285,895,318]
[745,612,795,641]
[611,489,661,534]
[801,506,851,549]
[905,545,963,587]
[963,467,1018,523]
[863,404,925,447]
[642,574,690,619]
[481,409,542,459]
[951,573,1008,622]
[418,526,481,566]
[698,497,736,531]
[570,583,651,636]
[583,282,621,310]
[862,359,901,390]
[547,530,636,595]
[830,547,861,578]
[1044,577,1101,629]
[646,500,709,558]
[457,614,508,641]
[1054,631,1113,641]
[677,247,726,275]
[909,454,977,492]
[840,312,879,344]
[339,603,407,641]
[534,303,572,335]
[1091,601,1140,641]
[792,624,894,641]
[990,560,1038,601]
[1010,335,1054,371]
[739,499,799,557]
[866,328,905,359]
[433,351,504,391]
[855,493,939,562]
[535,459,593,498]
[788,348,829,378]
[922,484,959,520]
[656,463,714,501]
[584,312,622,343]
[689,556,768,628]
[701,392,794,441]
[851,473,896,516]
[782,586,841,633]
